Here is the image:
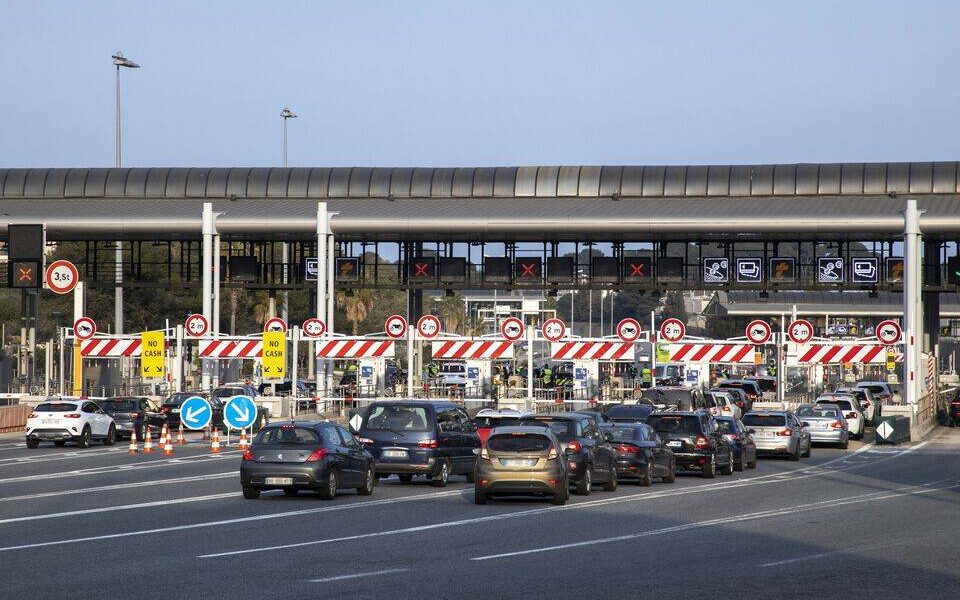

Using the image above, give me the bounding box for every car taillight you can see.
[418,439,438,448]
[566,440,582,453]
[722,406,730,412]
[831,421,844,429]
[63,413,81,419]
[242,450,255,461]
[735,401,744,408]
[357,437,374,445]
[777,428,793,437]
[130,412,142,419]
[547,447,559,460]
[480,447,490,460]
[695,435,710,449]
[160,406,170,413]
[305,448,328,462]
[846,412,858,419]
[615,444,641,453]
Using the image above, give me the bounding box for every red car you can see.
[474,408,533,444]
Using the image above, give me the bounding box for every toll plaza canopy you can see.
[3,162,960,241]
[710,291,960,317]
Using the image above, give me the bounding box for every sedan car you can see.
[474,426,569,505]
[607,423,675,485]
[241,421,375,500]
[98,397,166,440]
[796,404,849,449]
[742,411,811,460]
[714,415,757,470]
[815,395,865,439]
[519,414,618,495]
[646,411,734,478]
[605,404,655,423]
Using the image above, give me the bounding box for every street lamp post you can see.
[112,51,140,336]
[280,108,297,324]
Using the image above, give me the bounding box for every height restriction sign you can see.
[140,330,166,379]
[262,331,286,379]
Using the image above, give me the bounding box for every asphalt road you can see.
[0,428,957,600]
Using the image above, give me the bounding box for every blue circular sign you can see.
[223,395,257,430]
[179,396,212,431]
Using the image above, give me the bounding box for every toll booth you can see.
[550,338,637,402]
[657,338,763,389]
[70,327,180,396]
[427,336,515,398]
[314,336,396,396]
[787,339,903,393]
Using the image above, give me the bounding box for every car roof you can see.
[367,400,453,409]
[520,413,577,422]
[744,410,787,416]
[475,408,532,417]
[647,410,703,417]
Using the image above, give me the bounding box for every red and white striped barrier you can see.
[81,339,142,357]
[316,339,395,359]
[794,344,886,364]
[431,340,514,360]
[199,339,263,358]
[667,343,754,363]
[551,341,634,361]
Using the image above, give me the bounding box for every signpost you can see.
[44,259,79,295]
[73,317,96,341]
[185,313,209,338]
[264,317,288,333]
[262,331,286,379]
[616,318,641,343]
[416,315,441,339]
[223,395,257,430]
[302,318,326,338]
[385,314,408,339]
[500,317,525,342]
[745,320,772,345]
[179,396,212,431]
[876,320,902,345]
[659,318,685,343]
[541,318,566,342]
[787,319,815,344]
[140,330,166,379]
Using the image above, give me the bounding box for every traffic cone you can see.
[142,426,154,454]
[210,429,221,454]
[163,434,174,456]
[176,423,186,446]
[128,429,138,455]
[238,429,249,451]
[158,424,169,449]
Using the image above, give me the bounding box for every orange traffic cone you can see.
[176,423,186,446]
[158,424,169,449]
[142,426,154,454]
[128,429,138,455]
[210,429,221,454]
[238,429,249,451]
[163,434,174,456]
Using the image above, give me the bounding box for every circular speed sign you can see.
[541,318,567,342]
[184,314,209,338]
[45,260,79,295]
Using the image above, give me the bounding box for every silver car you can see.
[796,404,849,449]
[741,411,812,461]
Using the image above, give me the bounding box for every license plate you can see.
[818,422,830,429]
[265,477,293,486]
[42,419,59,425]
[501,459,536,467]
[763,431,776,437]
[666,441,682,448]
[382,449,408,458]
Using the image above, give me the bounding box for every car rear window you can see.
[818,399,853,411]
[722,382,759,395]
[797,405,840,418]
[487,433,551,453]
[742,414,786,427]
[858,385,887,395]
[748,379,776,392]
[35,402,77,412]
[475,416,519,428]
[100,400,139,411]
[164,394,191,407]
[519,418,579,442]
[363,405,432,432]
[646,415,701,435]
[255,426,321,445]
[606,426,641,442]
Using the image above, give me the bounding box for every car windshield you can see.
[742,414,786,427]
[519,418,578,442]
[836,390,865,401]
[722,382,758,394]
[486,433,551,453]
[364,405,432,432]
[606,405,653,420]
[646,415,701,434]
[211,388,245,399]
[748,379,776,392]
[255,426,321,445]
[606,426,640,442]
[99,400,139,412]
[475,416,519,428]
[797,405,840,418]
[164,393,193,407]
[35,402,77,412]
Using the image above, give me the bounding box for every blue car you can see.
[714,415,758,471]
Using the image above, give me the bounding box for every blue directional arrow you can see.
[180,396,212,431]
[223,395,257,430]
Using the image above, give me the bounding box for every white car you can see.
[25,399,117,448]
[815,396,865,440]
[707,391,742,420]
[835,387,878,425]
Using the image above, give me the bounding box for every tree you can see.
[336,289,374,335]
[437,294,466,334]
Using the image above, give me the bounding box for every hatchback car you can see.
[474,426,569,505]
[640,387,705,411]
[712,386,751,414]
[571,409,615,427]
[815,396,865,439]
[856,381,898,405]
[519,413,618,495]
[835,387,878,425]
[99,397,166,440]
[474,408,533,444]
[745,376,777,400]
[706,391,742,420]
[25,399,116,448]
[607,423,676,485]
[718,381,762,409]
[605,403,655,423]
[358,401,479,486]
[742,411,811,460]
[645,412,734,478]
[714,415,757,471]
[241,421,375,500]
[796,404,849,449]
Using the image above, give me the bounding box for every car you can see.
[357,400,480,486]
[710,386,751,415]
[640,387,705,411]
[160,391,222,429]
[607,423,676,485]
[796,404,849,449]
[211,384,257,401]
[605,403,655,423]
[713,415,757,471]
[645,411,735,478]
[706,390,742,420]
[439,362,468,387]
[717,380,762,409]
[856,381,899,405]
[25,399,117,448]
[571,409,615,427]
[257,380,311,397]
[98,397,166,439]
[835,386,879,425]
[240,421,375,500]
[815,395,866,439]
[948,390,960,427]
[742,411,812,460]
[745,376,777,400]
[474,426,569,505]
[518,413,618,495]
[474,408,533,444]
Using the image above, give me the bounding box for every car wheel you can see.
[397,474,414,484]
[432,459,450,488]
[663,460,677,483]
[788,445,800,461]
[734,451,745,472]
[319,469,338,500]
[575,468,592,495]
[465,469,476,484]
[701,454,716,478]
[283,488,299,497]
[747,452,758,469]
[103,424,116,446]
[76,426,91,449]
[242,486,260,500]
[721,451,734,476]
[551,486,567,505]
[802,440,811,458]
[25,438,39,449]
[639,462,653,487]
[474,485,488,505]
[53,440,66,447]
[603,467,618,492]
[840,436,849,450]
[357,466,375,496]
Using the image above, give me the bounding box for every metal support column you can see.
[201,203,214,391]
[316,203,329,396]
[904,199,923,404]
[526,325,535,409]
[922,240,941,352]
[212,233,221,388]
[326,233,336,394]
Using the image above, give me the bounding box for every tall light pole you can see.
[280,108,297,324]
[113,51,139,335]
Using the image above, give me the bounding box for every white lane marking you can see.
[758,531,951,567]
[0,440,215,464]
[470,480,959,561]
[0,489,463,553]
[0,492,236,525]
[0,451,239,485]
[0,472,234,503]
[198,443,934,559]
[308,568,410,583]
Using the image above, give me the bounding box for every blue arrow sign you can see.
[223,395,257,430]
[180,396,212,431]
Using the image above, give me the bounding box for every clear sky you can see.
[1,0,957,168]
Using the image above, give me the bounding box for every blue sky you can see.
[1,1,957,168]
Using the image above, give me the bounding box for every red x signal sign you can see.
[10,261,40,288]
[17,266,33,282]
[414,262,429,277]
[519,262,537,277]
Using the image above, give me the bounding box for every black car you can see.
[99,397,166,439]
[160,392,223,429]
[605,404,655,423]
[640,387,705,411]
[357,401,480,486]
[571,409,615,427]
[240,421,375,500]
[607,423,676,486]
[714,415,758,471]
[257,380,311,397]
[646,411,734,478]
[949,390,960,427]
[519,413,618,495]
[718,381,762,409]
